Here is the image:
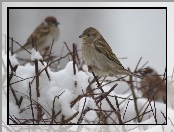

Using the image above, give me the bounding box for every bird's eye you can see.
[86,34,90,37]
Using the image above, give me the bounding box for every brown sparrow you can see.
[15,16,60,53]
[79,27,142,79]
[140,67,166,103]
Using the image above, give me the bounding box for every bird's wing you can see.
[24,23,50,46]
[94,36,124,68]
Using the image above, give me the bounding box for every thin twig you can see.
[32,35,42,123]
[29,82,35,124]
[140,61,148,70]
[11,37,13,55]
[9,86,19,106]
[55,45,64,71]
[115,96,120,111]
[51,91,65,124]
[134,57,142,72]
[77,97,87,124]
[40,60,50,81]
[10,76,36,86]
[160,110,166,121]
[149,100,157,124]
[9,60,18,82]
[9,36,31,54]
[31,52,72,83]
[96,83,118,104]
[92,72,117,112]
[64,42,72,59]
[47,38,54,65]
[124,109,153,123]
[72,43,76,75]
[123,99,130,121]
[129,74,140,122]
[75,44,81,66]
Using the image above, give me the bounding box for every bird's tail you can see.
[122,69,143,79]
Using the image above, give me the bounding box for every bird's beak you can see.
[56,22,60,27]
[79,34,84,38]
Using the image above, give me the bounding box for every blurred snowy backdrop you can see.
[9,9,166,93]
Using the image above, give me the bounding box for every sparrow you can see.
[79,27,142,79]
[15,16,60,53]
[140,67,166,103]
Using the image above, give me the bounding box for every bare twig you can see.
[40,60,50,81]
[140,61,148,70]
[128,74,140,122]
[31,52,72,84]
[123,99,130,121]
[55,45,64,71]
[72,43,76,75]
[47,38,54,65]
[75,44,81,66]
[96,83,118,104]
[11,37,13,55]
[149,100,157,124]
[9,86,19,106]
[115,96,120,111]
[31,35,42,123]
[160,110,166,121]
[124,109,153,123]
[134,57,142,72]
[64,42,72,59]
[51,91,65,124]
[9,59,18,82]
[62,111,79,123]
[92,72,116,112]
[29,82,35,124]
[10,76,36,86]
[9,36,31,54]
[77,97,88,124]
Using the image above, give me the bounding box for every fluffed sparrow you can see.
[79,27,142,79]
[140,67,166,103]
[15,16,60,53]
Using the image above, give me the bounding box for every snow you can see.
[7,48,169,125]
[4,49,174,132]
[9,102,21,124]
[31,48,43,61]
[9,52,19,67]
[9,58,91,122]
[77,97,97,122]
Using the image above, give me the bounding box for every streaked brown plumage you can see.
[140,67,166,103]
[15,16,60,53]
[79,27,142,79]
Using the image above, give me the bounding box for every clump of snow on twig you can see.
[31,48,42,61]
[9,52,19,67]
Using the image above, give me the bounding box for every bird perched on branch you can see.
[140,67,166,103]
[14,16,60,54]
[79,27,142,79]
